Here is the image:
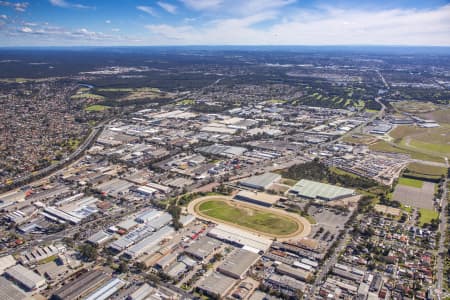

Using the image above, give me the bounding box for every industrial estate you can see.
[0,31,449,300]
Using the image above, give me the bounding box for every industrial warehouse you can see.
[288,179,355,201]
[238,172,281,190]
[217,248,260,279]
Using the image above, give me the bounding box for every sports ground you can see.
[187,196,311,240]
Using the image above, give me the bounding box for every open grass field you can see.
[418,208,439,227]
[95,87,168,102]
[405,162,447,178]
[388,125,450,157]
[85,104,110,111]
[71,93,105,100]
[197,199,300,236]
[398,177,423,188]
[419,108,450,124]
[408,139,450,156]
[369,140,445,163]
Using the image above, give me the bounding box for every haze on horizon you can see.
[0,0,449,47]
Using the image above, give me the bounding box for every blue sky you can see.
[0,0,449,46]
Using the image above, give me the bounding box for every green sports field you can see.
[85,104,110,111]
[398,177,424,188]
[197,199,300,236]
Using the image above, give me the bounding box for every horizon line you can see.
[1,44,450,49]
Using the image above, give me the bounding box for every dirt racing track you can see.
[187,196,311,241]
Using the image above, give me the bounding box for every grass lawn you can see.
[404,162,447,180]
[418,208,439,227]
[406,162,447,176]
[281,178,298,186]
[176,99,195,105]
[38,255,57,265]
[305,215,317,224]
[401,204,413,214]
[408,139,450,157]
[71,93,104,100]
[398,177,424,188]
[85,104,110,112]
[197,199,300,236]
[330,167,360,178]
[267,99,286,104]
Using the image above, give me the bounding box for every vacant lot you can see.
[197,199,300,236]
[342,134,377,145]
[392,181,435,209]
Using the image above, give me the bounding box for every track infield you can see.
[189,196,311,239]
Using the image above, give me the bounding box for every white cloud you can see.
[181,0,295,16]
[112,28,120,32]
[19,26,32,33]
[157,1,177,14]
[137,5,157,16]
[145,4,450,46]
[49,0,93,9]
[180,0,222,11]
[146,24,193,40]
[105,20,111,24]
[0,1,28,12]
[0,14,7,19]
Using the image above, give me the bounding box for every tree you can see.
[168,203,183,231]
[79,243,97,261]
[118,261,128,273]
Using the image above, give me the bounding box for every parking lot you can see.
[392,182,435,209]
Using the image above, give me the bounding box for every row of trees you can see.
[281,158,380,189]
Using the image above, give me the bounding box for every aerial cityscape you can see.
[0,1,449,300]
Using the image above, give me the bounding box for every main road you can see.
[435,159,449,300]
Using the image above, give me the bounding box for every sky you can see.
[0,0,449,46]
